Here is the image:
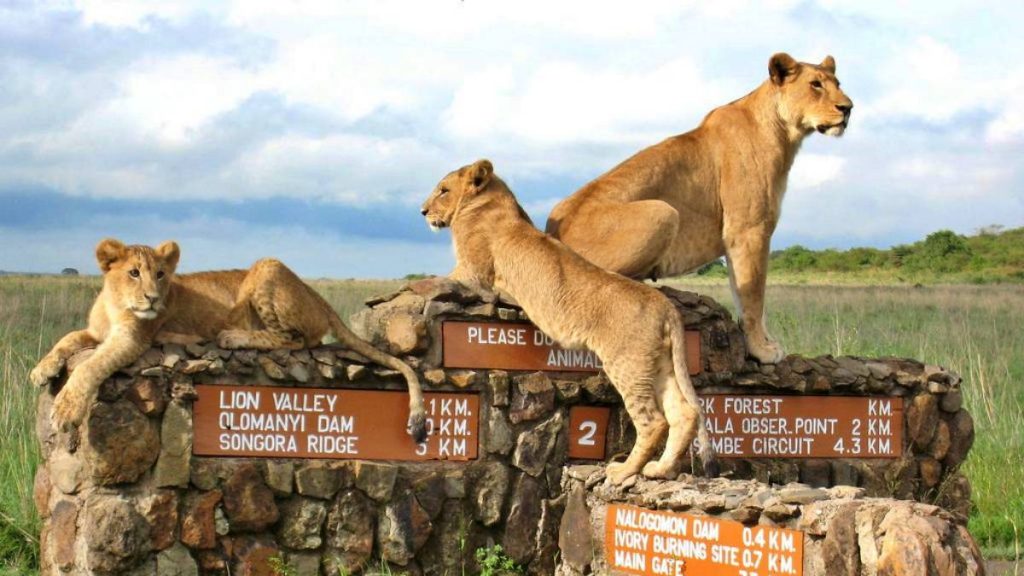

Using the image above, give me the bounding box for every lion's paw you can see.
[746,335,785,364]
[51,389,86,430]
[606,462,639,486]
[29,357,63,387]
[642,460,678,480]
[217,330,249,350]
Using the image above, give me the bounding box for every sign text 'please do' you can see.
[443,321,700,374]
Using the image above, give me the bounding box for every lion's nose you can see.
[420,208,428,216]
[836,103,853,115]
[145,294,159,304]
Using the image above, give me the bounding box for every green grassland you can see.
[2,276,1022,573]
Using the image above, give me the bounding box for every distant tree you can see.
[61,268,79,276]
[975,224,1005,236]
[904,230,973,273]
[770,245,816,271]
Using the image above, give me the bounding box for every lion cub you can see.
[421,160,717,484]
[30,239,426,440]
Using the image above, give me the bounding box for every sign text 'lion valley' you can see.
[442,321,701,374]
[606,504,803,576]
[193,385,479,461]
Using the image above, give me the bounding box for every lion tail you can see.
[316,292,427,443]
[668,313,719,478]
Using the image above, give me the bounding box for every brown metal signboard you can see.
[569,406,612,459]
[193,385,479,461]
[605,504,804,576]
[567,396,903,461]
[442,321,701,374]
[699,395,904,458]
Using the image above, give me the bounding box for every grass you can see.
[1,275,1021,572]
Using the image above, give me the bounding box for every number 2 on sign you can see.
[578,420,598,446]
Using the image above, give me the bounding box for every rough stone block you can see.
[154,401,192,488]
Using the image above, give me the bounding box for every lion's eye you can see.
[440,187,449,196]
[129,269,140,278]
[156,270,165,280]
[810,80,823,89]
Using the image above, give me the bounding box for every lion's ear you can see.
[155,241,180,272]
[95,238,127,273]
[769,53,799,85]
[820,55,836,74]
[470,159,494,192]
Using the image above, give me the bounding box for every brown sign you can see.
[193,385,479,461]
[605,504,803,576]
[568,396,903,462]
[569,406,612,459]
[698,395,903,459]
[442,321,701,374]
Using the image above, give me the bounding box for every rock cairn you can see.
[33,276,976,575]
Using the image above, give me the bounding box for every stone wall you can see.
[354,278,975,517]
[556,465,984,576]
[34,277,977,575]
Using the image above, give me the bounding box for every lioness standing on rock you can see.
[547,53,853,364]
[421,159,717,484]
[30,238,427,440]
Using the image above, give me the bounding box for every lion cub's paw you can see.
[642,460,679,480]
[29,357,64,387]
[217,330,250,350]
[747,336,785,364]
[606,462,640,486]
[51,389,87,429]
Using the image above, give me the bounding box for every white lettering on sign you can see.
[466,326,528,346]
[606,505,803,576]
[691,395,903,459]
[547,348,603,369]
[194,386,479,461]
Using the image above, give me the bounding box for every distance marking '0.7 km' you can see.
[193,385,479,461]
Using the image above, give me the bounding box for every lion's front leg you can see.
[724,229,785,364]
[51,329,150,428]
[448,265,498,303]
[30,329,98,387]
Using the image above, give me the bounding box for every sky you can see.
[0,0,1022,277]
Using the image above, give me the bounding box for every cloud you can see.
[1,0,1024,276]
[789,154,846,190]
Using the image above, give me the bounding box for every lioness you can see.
[546,53,854,364]
[421,159,717,484]
[30,239,427,441]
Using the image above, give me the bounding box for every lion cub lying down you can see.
[30,238,427,440]
[421,160,717,484]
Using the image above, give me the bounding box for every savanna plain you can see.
[1,275,1021,575]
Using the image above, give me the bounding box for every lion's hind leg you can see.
[604,362,668,485]
[217,258,327,351]
[642,363,699,480]
[548,200,678,279]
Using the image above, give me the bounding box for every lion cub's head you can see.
[420,159,494,230]
[769,53,853,137]
[96,238,179,320]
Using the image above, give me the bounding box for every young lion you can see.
[30,239,427,441]
[421,160,717,484]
